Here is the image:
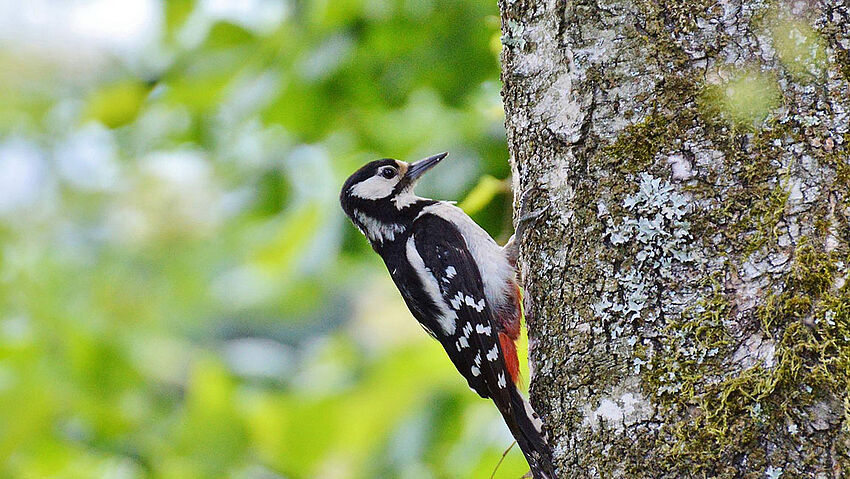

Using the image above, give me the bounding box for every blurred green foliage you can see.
[0,0,526,478]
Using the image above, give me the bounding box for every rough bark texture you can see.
[498,0,850,477]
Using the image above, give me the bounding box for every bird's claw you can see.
[504,185,549,266]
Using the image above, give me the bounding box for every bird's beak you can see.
[405,152,448,182]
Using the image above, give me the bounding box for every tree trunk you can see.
[498,0,850,477]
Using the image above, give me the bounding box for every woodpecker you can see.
[340,152,555,479]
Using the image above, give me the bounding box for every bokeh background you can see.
[0,0,528,478]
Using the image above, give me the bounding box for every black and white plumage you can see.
[340,153,555,479]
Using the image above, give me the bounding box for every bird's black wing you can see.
[409,212,555,479]
[410,213,512,404]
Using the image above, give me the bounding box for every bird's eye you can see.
[379,167,397,179]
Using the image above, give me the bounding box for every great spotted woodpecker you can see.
[340,152,555,479]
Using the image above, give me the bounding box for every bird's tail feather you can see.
[497,385,556,479]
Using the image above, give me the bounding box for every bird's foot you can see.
[504,185,549,267]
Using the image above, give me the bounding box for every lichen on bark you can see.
[498,0,850,476]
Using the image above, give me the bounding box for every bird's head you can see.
[340,152,447,242]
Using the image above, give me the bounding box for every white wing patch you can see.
[486,344,499,362]
[463,323,473,338]
[475,324,491,336]
[471,365,481,376]
[449,292,464,310]
[354,211,405,243]
[445,266,456,278]
[406,235,457,335]
[463,295,486,312]
[497,372,507,389]
[349,175,397,200]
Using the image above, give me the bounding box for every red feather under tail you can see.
[499,331,520,385]
[497,279,523,384]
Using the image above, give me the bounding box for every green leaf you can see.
[459,175,506,215]
[84,81,149,128]
[165,0,195,37]
[205,22,256,49]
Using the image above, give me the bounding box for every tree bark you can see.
[498,0,850,477]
